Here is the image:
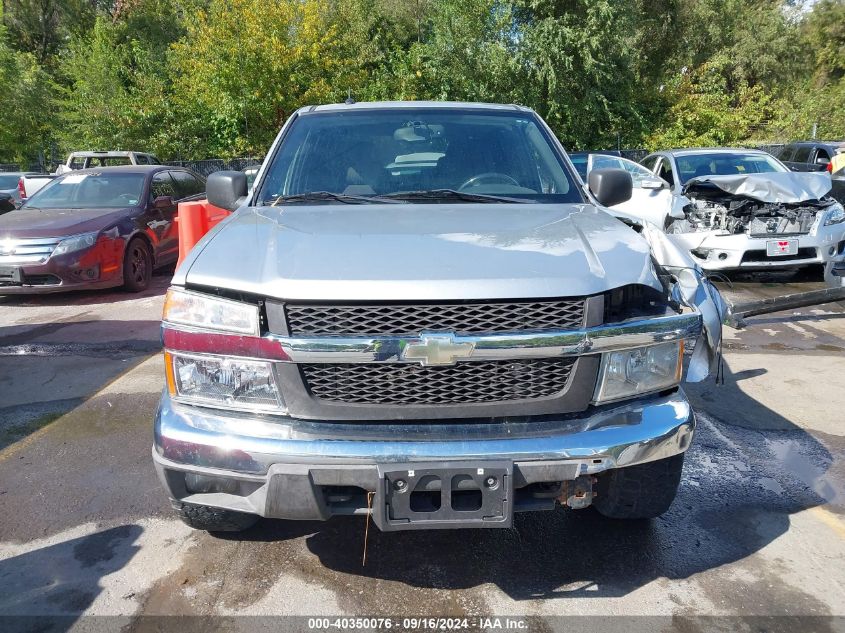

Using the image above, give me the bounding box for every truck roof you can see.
[303,101,533,114]
[67,151,154,157]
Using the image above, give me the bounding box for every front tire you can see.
[172,501,259,532]
[593,453,685,519]
[122,237,152,292]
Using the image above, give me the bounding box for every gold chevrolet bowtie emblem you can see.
[401,333,475,366]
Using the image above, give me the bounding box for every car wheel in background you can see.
[123,237,152,292]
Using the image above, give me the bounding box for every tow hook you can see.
[558,475,596,509]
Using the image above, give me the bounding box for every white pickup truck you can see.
[18,151,163,203]
[17,173,56,203]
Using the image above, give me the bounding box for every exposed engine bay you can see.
[668,195,829,237]
[668,172,838,237]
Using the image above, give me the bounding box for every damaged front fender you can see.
[639,222,726,383]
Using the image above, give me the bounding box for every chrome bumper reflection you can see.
[153,390,695,476]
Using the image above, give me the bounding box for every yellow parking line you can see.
[809,506,845,540]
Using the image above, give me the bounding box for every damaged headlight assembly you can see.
[824,203,845,226]
[593,341,684,404]
[162,287,286,413]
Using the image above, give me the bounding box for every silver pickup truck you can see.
[153,101,724,532]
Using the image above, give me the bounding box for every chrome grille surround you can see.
[285,299,586,336]
[301,358,576,405]
[0,237,61,265]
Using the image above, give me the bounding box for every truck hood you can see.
[0,206,135,238]
[180,203,663,301]
[682,171,832,204]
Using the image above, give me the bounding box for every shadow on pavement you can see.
[0,525,142,631]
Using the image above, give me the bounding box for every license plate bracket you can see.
[374,461,512,531]
[0,265,24,285]
[766,239,798,257]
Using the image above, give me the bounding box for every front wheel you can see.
[122,237,152,292]
[172,501,259,532]
[593,453,685,519]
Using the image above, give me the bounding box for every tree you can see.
[57,0,187,156]
[0,25,54,164]
[2,0,96,65]
[512,0,644,149]
[169,0,343,157]
[646,64,773,148]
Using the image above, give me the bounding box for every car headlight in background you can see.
[163,287,259,335]
[594,341,683,403]
[824,203,845,226]
[52,231,98,256]
[165,351,283,411]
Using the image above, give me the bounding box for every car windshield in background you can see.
[257,109,581,204]
[0,175,21,189]
[24,173,145,209]
[569,155,588,181]
[590,154,658,187]
[676,152,787,184]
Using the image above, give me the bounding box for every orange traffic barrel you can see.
[176,200,231,268]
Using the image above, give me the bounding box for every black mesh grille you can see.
[285,300,585,336]
[301,359,576,405]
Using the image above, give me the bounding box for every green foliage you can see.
[646,65,773,149]
[57,0,186,157]
[168,0,342,157]
[0,26,54,164]
[1,0,843,163]
[2,0,96,66]
[513,0,644,149]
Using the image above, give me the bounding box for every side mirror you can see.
[588,168,632,207]
[207,171,248,212]
[153,195,174,210]
[640,178,666,190]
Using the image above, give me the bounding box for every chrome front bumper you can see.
[153,390,695,520]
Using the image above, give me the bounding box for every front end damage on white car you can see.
[666,172,845,279]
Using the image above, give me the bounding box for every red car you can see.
[0,165,205,294]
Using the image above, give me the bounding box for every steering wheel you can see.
[458,172,520,191]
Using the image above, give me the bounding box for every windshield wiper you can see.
[262,191,400,205]
[378,189,530,204]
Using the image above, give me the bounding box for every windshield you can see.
[0,174,20,189]
[676,152,787,184]
[23,172,145,209]
[256,109,581,204]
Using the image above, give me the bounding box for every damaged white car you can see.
[634,149,845,278]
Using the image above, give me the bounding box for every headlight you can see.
[824,203,845,226]
[52,231,98,256]
[163,287,259,335]
[165,351,283,411]
[594,341,683,403]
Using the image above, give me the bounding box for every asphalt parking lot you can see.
[0,270,844,629]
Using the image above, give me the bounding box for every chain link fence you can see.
[164,157,264,177]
